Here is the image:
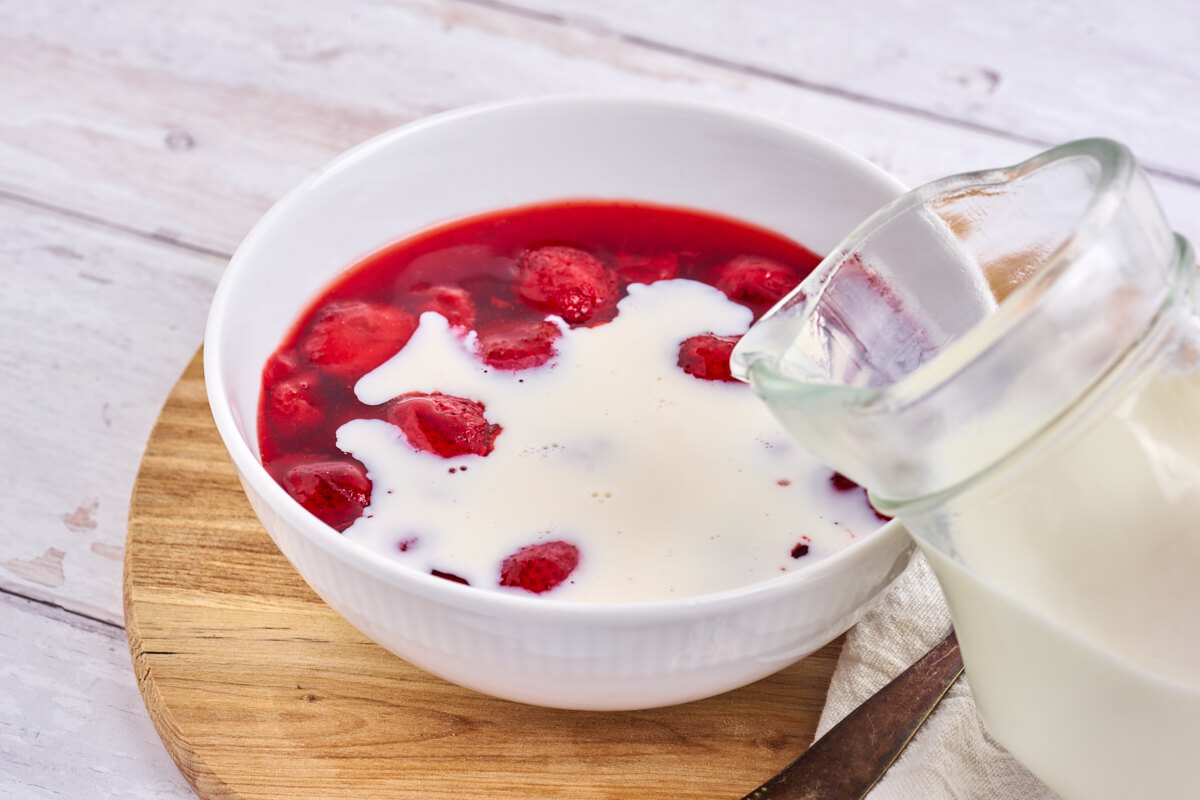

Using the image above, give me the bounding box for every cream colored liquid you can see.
[339,280,883,601]
[924,367,1200,798]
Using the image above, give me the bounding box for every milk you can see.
[338,280,882,601]
[922,365,1200,798]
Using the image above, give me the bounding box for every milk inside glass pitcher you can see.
[732,139,1200,799]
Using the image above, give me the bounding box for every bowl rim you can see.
[204,93,911,624]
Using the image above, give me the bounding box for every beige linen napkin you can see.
[814,552,1060,799]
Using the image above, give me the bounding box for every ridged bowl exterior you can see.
[207,96,912,710]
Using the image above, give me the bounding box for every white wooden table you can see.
[2,2,1197,796]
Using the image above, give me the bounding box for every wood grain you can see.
[124,351,842,800]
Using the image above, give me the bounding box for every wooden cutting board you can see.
[124,351,841,800]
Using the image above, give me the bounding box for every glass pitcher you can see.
[732,139,1199,799]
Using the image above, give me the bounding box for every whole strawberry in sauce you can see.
[299,300,418,381]
[712,254,802,310]
[385,392,502,458]
[281,459,372,532]
[516,245,618,325]
[262,352,326,438]
[476,319,562,370]
[409,284,477,329]
[677,333,742,383]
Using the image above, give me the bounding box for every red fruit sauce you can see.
[259,200,831,591]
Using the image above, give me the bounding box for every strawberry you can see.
[282,459,371,532]
[614,251,679,286]
[299,300,418,381]
[410,284,477,329]
[677,333,742,382]
[263,350,302,384]
[713,255,802,307]
[266,374,325,437]
[516,245,617,324]
[499,540,579,594]
[385,392,501,458]
[476,319,561,371]
[263,352,326,437]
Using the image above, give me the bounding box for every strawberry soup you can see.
[258,201,887,600]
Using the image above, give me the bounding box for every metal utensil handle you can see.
[743,630,963,800]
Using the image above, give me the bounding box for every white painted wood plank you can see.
[0,198,223,626]
[0,593,196,799]
[0,0,1196,262]
[495,0,1200,182]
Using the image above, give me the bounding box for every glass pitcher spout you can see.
[732,138,1193,504]
[734,137,1200,800]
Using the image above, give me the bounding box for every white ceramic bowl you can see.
[205,95,913,710]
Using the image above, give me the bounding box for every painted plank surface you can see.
[496,0,1200,182]
[2,0,1196,262]
[124,352,842,800]
[0,198,224,626]
[0,592,196,799]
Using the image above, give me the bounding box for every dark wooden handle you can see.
[742,630,963,800]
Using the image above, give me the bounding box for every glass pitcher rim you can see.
[743,137,1142,413]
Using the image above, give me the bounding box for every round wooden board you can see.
[124,351,842,800]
